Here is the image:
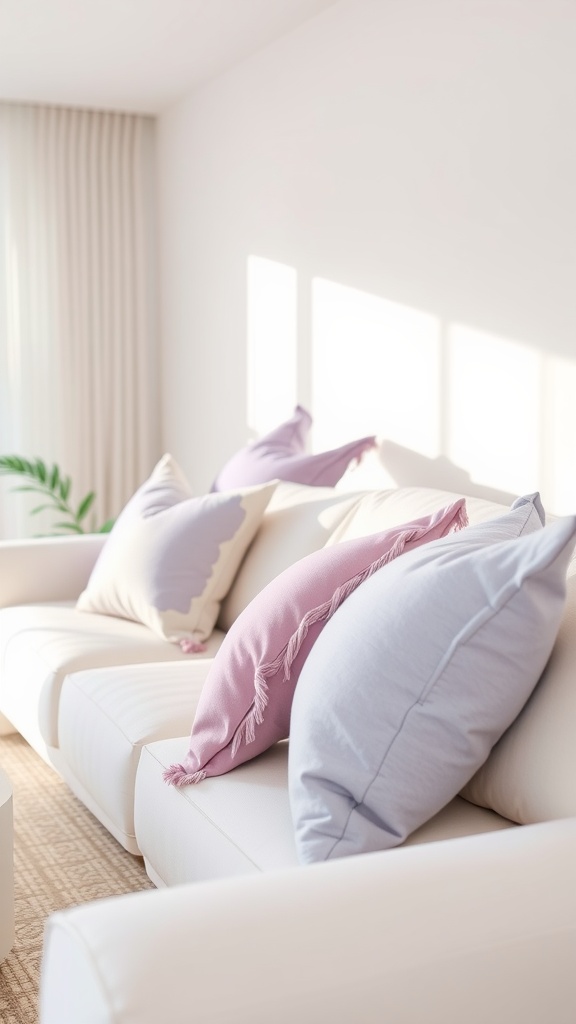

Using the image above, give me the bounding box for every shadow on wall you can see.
[377,439,518,506]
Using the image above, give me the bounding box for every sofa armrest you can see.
[40,818,576,1024]
[0,535,106,607]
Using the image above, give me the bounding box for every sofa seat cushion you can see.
[136,739,298,886]
[133,738,514,888]
[0,601,224,753]
[57,662,212,854]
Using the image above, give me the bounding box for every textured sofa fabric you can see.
[41,818,576,1024]
[134,734,513,888]
[57,661,215,854]
[0,476,574,1023]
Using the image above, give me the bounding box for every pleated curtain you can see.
[0,102,160,537]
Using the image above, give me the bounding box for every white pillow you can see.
[77,454,276,645]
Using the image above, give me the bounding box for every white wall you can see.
[157,0,576,514]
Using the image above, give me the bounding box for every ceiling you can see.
[0,0,340,115]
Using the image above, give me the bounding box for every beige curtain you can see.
[0,103,160,537]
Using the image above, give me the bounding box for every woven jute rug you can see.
[0,733,154,1024]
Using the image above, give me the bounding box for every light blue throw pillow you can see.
[288,498,575,863]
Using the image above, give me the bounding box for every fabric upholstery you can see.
[0,602,224,752]
[57,661,213,854]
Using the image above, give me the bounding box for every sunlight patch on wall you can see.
[446,324,541,495]
[245,259,575,516]
[247,256,297,436]
[311,278,441,455]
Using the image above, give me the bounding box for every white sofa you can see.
[0,480,575,1022]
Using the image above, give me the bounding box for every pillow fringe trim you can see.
[162,765,207,785]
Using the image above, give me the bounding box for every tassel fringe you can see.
[179,638,207,654]
[454,503,469,531]
[230,676,269,756]
[163,764,207,786]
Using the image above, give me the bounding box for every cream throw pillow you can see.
[77,454,276,646]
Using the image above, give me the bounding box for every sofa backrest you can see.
[218,483,365,630]
[461,560,576,826]
[220,481,511,630]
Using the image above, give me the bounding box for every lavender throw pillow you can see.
[288,495,571,863]
[77,455,276,646]
[212,405,376,491]
[163,498,468,785]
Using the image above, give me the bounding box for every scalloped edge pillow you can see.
[163,497,468,786]
[212,405,376,491]
[76,454,276,646]
[288,495,576,864]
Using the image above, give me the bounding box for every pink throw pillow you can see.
[163,498,468,785]
[212,405,376,490]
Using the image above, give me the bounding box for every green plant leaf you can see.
[35,459,47,483]
[59,477,71,502]
[50,464,60,490]
[0,456,26,473]
[12,484,52,496]
[76,492,95,522]
[30,504,58,516]
[98,518,116,534]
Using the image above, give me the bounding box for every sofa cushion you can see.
[76,454,276,646]
[135,737,514,887]
[212,405,375,491]
[461,547,576,824]
[163,499,468,786]
[326,485,531,544]
[137,740,299,885]
[57,661,213,854]
[0,601,224,753]
[288,501,573,863]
